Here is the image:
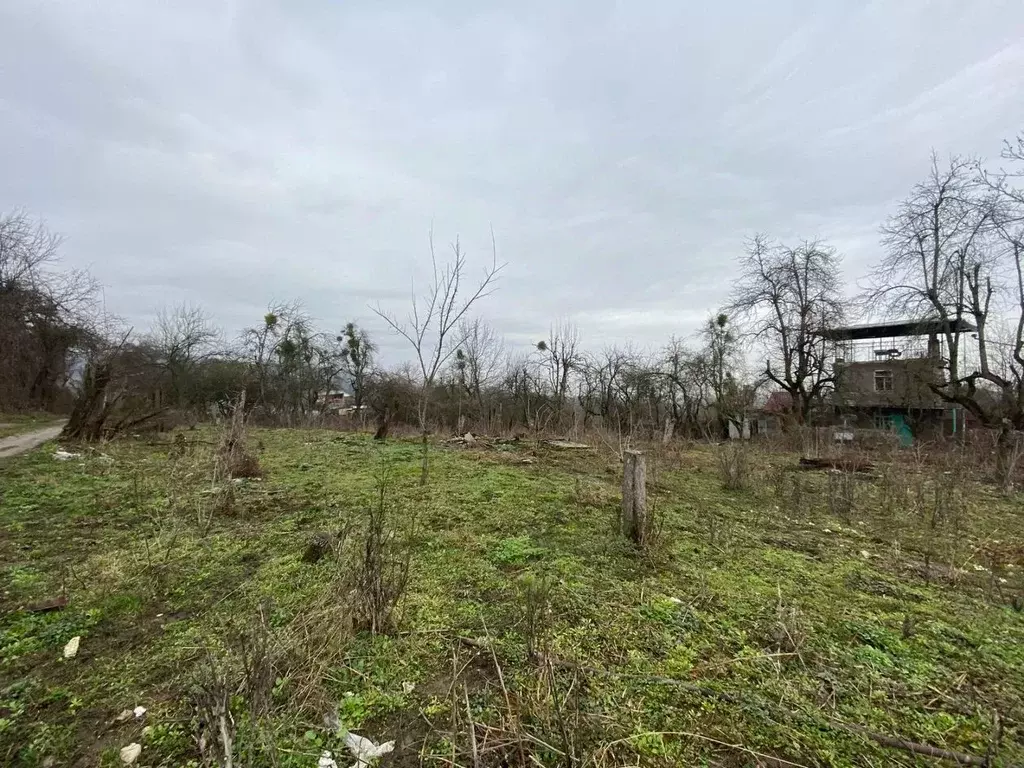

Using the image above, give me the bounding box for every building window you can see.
[874,413,892,430]
[874,369,894,392]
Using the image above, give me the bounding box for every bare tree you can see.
[727,235,845,424]
[698,313,746,438]
[577,346,628,426]
[373,233,504,484]
[502,353,542,431]
[536,320,581,417]
[453,316,505,416]
[661,337,706,436]
[241,302,303,405]
[871,147,1024,479]
[240,302,343,420]
[0,210,98,411]
[150,302,221,406]
[338,321,376,410]
[62,331,168,441]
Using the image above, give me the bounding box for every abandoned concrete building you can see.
[821,318,975,444]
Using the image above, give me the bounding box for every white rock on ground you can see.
[62,636,80,659]
[119,743,142,765]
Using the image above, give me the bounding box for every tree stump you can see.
[621,450,647,545]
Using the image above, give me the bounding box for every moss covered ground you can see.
[0,429,1022,766]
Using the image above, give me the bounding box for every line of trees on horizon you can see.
[2,132,1022,461]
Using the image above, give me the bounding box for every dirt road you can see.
[0,424,66,460]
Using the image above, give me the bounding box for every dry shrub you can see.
[215,392,262,482]
[279,586,355,714]
[572,477,613,508]
[826,468,859,524]
[716,441,750,490]
[192,604,289,768]
[768,589,807,663]
[193,655,236,768]
[771,465,810,518]
[519,572,552,660]
[352,461,414,634]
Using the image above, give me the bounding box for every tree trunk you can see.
[996,425,1021,491]
[373,408,389,441]
[419,429,429,486]
[621,450,647,546]
[662,417,675,445]
[61,363,113,441]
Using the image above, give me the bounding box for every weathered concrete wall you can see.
[834,358,945,408]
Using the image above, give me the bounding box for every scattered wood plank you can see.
[798,456,874,473]
[543,440,592,450]
[23,596,68,614]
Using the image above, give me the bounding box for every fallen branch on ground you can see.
[798,456,874,472]
[830,721,992,767]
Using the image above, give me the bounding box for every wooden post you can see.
[621,450,647,545]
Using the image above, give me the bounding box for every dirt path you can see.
[0,424,66,460]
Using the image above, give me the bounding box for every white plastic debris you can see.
[666,596,684,605]
[133,705,147,719]
[114,709,133,723]
[402,681,415,694]
[860,550,871,559]
[63,636,80,659]
[119,743,142,765]
[317,751,339,768]
[344,731,395,767]
[973,564,988,572]
[53,450,82,461]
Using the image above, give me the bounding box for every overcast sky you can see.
[2,1,1022,360]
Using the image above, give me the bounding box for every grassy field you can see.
[0,429,1022,767]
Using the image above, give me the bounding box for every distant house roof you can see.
[820,318,976,341]
[763,391,793,413]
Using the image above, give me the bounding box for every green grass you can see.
[0,430,1022,766]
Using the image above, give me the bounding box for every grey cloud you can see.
[1,1,1022,362]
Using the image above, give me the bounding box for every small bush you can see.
[826,468,858,523]
[215,392,262,482]
[352,462,414,634]
[490,535,545,566]
[716,441,750,491]
[519,571,552,659]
